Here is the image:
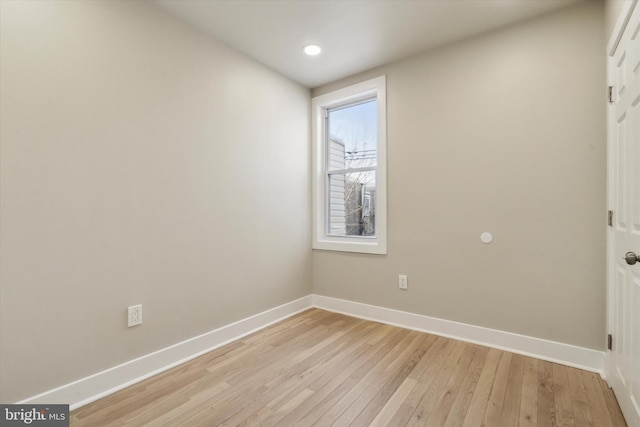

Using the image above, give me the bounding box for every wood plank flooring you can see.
[70,309,627,426]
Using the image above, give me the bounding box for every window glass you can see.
[326,99,377,238]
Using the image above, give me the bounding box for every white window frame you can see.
[311,76,387,254]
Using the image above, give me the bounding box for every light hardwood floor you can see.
[70,309,627,426]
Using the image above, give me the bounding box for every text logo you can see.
[0,405,68,426]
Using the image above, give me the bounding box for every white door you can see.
[608,1,640,425]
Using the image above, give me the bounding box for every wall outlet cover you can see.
[128,305,142,327]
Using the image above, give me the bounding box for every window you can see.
[312,76,387,254]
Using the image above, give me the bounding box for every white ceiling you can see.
[153,0,582,88]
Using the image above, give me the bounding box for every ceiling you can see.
[153,0,582,88]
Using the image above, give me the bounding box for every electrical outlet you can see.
[128,304,142,327]
[399,274,408,290]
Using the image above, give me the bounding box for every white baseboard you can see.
[17,293,605,410]
[17,295,313,410]
[312,294,605,375]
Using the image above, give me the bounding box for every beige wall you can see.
[312,1,606,350]
[0,0,310,402]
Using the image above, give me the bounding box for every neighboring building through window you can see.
[312,76,387,254]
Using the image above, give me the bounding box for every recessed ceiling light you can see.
[303,44,322,56]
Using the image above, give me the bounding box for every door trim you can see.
[605,0,639,385]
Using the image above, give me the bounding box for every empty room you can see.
[1,0,638,425]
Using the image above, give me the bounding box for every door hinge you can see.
[608,334,613,350]
[608,86,614,103]
[608,210,614,227]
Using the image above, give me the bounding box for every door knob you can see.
[624,251,639,265]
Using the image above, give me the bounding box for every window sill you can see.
[312,238,387,255]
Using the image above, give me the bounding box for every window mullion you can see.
[327,166,376,175]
